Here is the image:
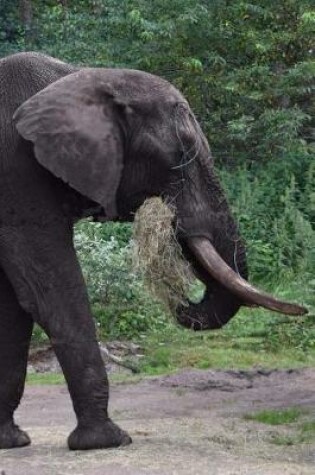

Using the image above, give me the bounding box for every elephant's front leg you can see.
[0,224,131,450]
[54,337,131,450]
[0,268,33,449]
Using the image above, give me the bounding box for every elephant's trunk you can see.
[176,237,307,330]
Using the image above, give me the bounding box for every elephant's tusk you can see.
[187,237,308,316]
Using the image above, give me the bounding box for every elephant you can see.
[0,52,307,450]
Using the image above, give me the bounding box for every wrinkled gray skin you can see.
[0,52,247,450]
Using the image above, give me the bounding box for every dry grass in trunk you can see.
[133,197,195,314]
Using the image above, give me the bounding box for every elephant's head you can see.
[14,68,307,329]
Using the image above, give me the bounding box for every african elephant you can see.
[0,52,306,450]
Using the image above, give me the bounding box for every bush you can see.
[74,221,168,339]
[220,158,314,284]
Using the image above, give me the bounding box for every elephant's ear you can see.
[13,70,124,218]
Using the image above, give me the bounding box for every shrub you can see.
[74,221,168,339]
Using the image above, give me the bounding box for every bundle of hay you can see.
[133,197,194,314]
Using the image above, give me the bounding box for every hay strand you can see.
[133,197,194,314]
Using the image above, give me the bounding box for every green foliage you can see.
[0,0,21,55]
[74,221,168,339]
[220,158,315,283]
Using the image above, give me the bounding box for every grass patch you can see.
[244,407,305,425]
[300,420,315,441]
[138,309,315,375]
[301,420,315,435]
[244,407,315,446]
[138,275,314,374]
[270,419,315,445]
[26,373,65,385]
[26,372,143,386]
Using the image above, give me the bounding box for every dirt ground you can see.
[1,367,314,475]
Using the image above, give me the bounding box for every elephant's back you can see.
[0,52,75,112]
[0,52,76,165]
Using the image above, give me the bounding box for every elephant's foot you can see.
[68,419,132,450]
[0,421,31,449]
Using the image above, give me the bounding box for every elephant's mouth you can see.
[176,236,307,330]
